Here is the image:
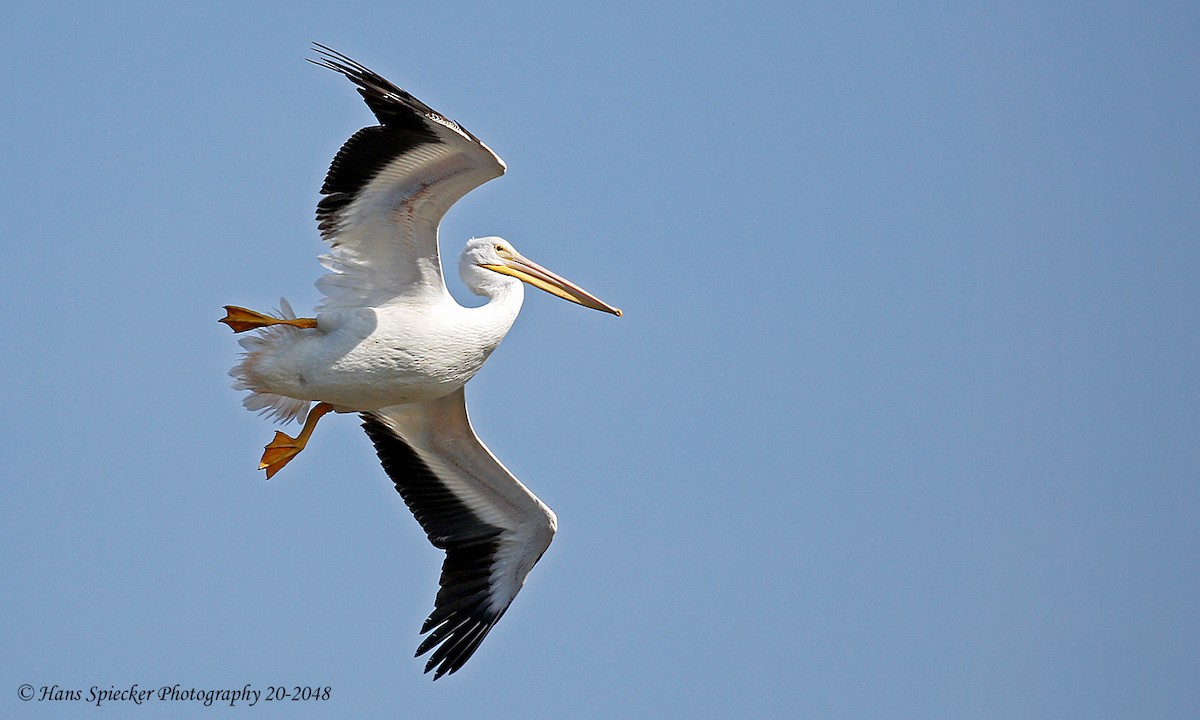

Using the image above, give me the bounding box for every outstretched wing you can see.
[309,44,506,309]
[361,388,557,679]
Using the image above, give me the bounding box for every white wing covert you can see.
[309,44,506,310]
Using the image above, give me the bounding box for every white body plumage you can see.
[232,239,526,419]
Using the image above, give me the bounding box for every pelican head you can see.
[460,237,621,316]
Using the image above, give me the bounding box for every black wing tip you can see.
[307,42,372,79]
[307,44,394,102]
[418,618,499,680]
[307,43,444,124]
[307,42,490,150]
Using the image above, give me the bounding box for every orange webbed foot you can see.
[220,305,318,333]
[254,403,334,479]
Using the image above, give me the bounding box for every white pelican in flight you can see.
[220,44,620,679]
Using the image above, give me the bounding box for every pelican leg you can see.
[259,403,334,479]
[220,305,318,333]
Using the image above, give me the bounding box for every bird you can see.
[219,44,620,679]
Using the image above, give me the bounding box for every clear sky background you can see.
[2,2,1198,718]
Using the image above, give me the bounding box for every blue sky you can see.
[3,2,1198,718]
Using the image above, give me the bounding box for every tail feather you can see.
[228,298,312,424]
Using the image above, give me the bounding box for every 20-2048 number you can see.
[265,686,331,702]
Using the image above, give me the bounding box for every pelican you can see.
[220,45,620,679]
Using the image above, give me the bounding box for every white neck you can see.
[459,267,525,354]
